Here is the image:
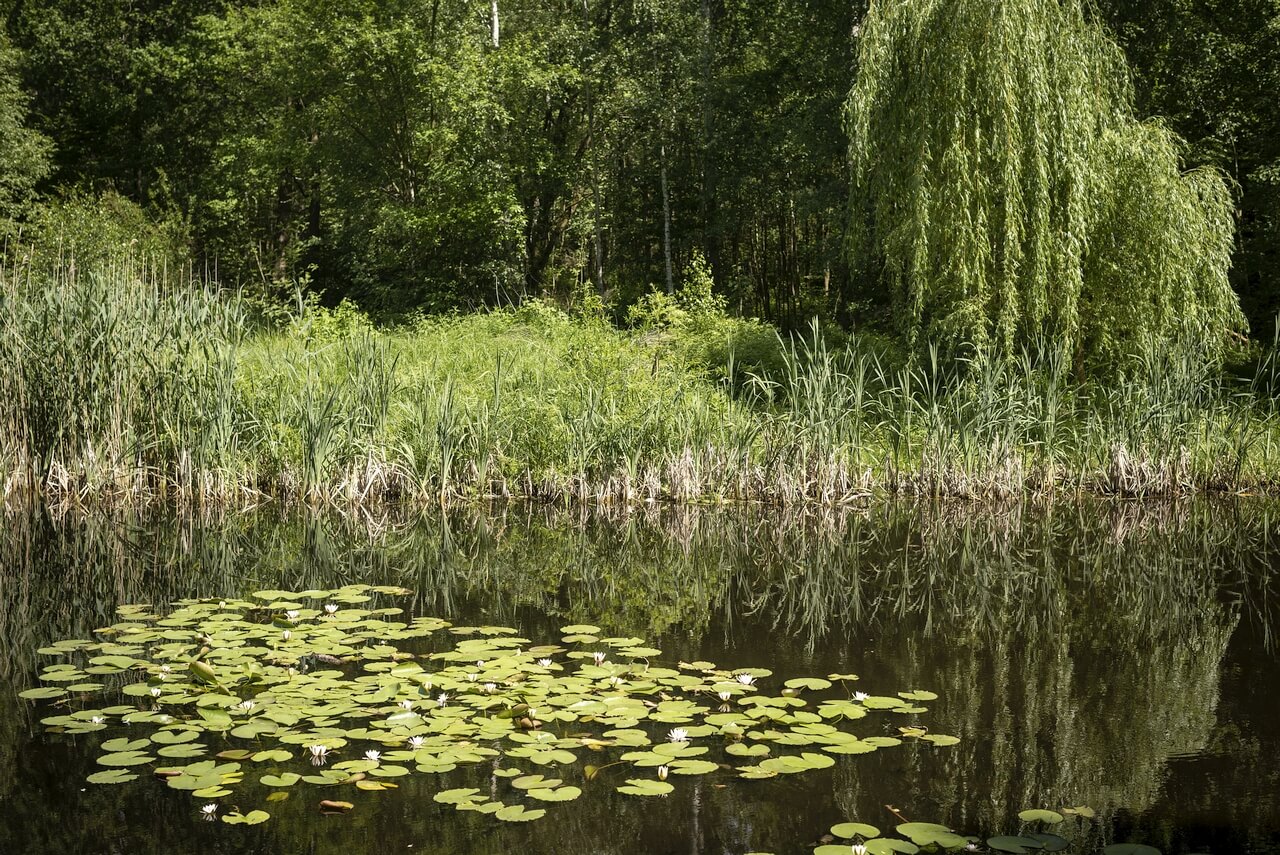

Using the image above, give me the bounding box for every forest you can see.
[1,0,1279,505]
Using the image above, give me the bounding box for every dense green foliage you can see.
[5,249,1280,506]
[3,0,1274,342]
[846,0,1241,367]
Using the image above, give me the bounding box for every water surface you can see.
[1,501,1276,854]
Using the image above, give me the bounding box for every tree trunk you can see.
[491,0,500,48]
[661,143,674,294]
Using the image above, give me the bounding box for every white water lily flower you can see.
[158,664,171,674]
[285,610,300,620]
[281,630,292,641]
[91,716,106,724]
[592,651,607,665]
[667,728,689,743]
[537,658,553,668]
[853,691,870,702]
[149,687,162,698]
[398,699,413,710]
[467,673,479,682]
[527,708,539,720]
[657,765,669,781]
[324,603,339,614]
[718,691,732,702]
[237,700,254,711]
[408,736,425,749]
[852,845,868,855]
[736,673,756,686]
[608,676,625,687]
[483,683,498,693]
[364,750,381,763]
[436,692,449,707]
[201,803,218,820]
[308,744,330,766]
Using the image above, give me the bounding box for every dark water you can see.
[1,501,1277,855]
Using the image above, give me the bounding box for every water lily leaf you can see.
[434,788,481,805]
[617,778,675,796]
[783,677,831,691]
[726,742,770,757]
[988,836,1046,854]
[19,687,69,700]
[221,810,270,825]
[102,738,150,753]
[260,773,302,787]
[1027,834,1071,852]
[252,750,293,763]
[920,734,960,746]
[97,751,154,767]
[865,840,920,855]
[668,759,719,775]
[823,740,877,755]
[1018,809,1064,825]
[896,823,955,845]
[157,744,207,759]
[495,804,545,822]
[86,769,138,785]
[526,786,581,802]
[832,822,881,839]
[319,800,354,812]
[898,690,938,701]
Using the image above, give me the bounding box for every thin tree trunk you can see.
[661,143,674,294]
[491,0,500,48]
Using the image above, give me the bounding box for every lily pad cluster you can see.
[23,585,955,826]
[808,808,1171,855]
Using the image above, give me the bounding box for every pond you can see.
[0,501,1277,855]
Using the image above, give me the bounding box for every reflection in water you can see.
[0,501,1277,854]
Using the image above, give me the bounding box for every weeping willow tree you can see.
[846,0,1243,369]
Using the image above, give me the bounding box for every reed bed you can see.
[4,253,1280,510]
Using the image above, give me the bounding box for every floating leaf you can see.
[832,822,881,839]
[87,769,138,785]
[616,778,675,796]
[1018,809,1064,825]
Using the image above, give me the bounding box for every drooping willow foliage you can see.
[846,0,1244,370]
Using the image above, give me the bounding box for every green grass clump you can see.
[5,250,1280,508]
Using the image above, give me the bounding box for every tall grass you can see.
[4,251,1280,508]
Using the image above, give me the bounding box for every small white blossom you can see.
[667,728,689,743]
[364,750,381,763]
[285,610,300,620]
[408,736,425,749]
[718,691,732,702]
[592,651,607,665]
[437,692,450,707]
[853,691,870,702]
[735,673,756,686]
[537,658,553,668]
[657,765,669,781]
[281,630,292,641]
[150,687,162,698]
[852,846,868,855]
[467,673,479,682]
[308,744,330,766]
[324,603,339,614]
[483,683,498,693]
[201,803,218,820]
[237,700,254,711]
[90,716,106,724]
